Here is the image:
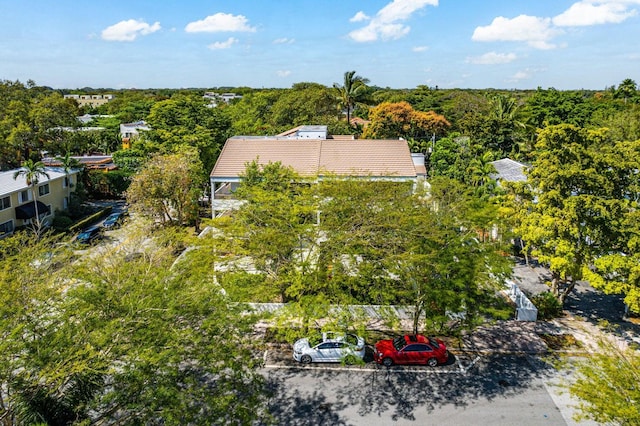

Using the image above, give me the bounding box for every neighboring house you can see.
[77,114,115,124]
[43,155,117,172]
[0,167,79,237]
[203,92,243,107]
[64,94,114,108]
[120,121,151,149]
[489,158,528,184]
[210,125,426,217]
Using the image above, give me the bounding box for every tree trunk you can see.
[412,302,424,335]
[558,280,576,306]
[31,185,44,238]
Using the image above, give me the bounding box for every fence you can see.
[504,280,538,321]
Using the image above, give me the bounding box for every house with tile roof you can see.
[43,155,117,171]
[0,167,79,237]
[210,125,426,217]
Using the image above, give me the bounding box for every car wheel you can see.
[382,357,393,367]
[427,357,438,367]
[300,355,312,364]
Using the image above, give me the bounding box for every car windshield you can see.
[392,336,406,351]
[428,337,440,348]
[78,232,91,239]
[106,214,119,222]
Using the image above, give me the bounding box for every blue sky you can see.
[1,0,639,90]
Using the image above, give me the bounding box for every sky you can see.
[1,0,639,90]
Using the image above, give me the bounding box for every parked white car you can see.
[293,332,366,364]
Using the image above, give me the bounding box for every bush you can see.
[51,212,73,232]
[531,292,563,320]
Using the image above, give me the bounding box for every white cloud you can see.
[508,68,546,83]
[185,13,256,33]
[273,37,295,44]
[350,11,370,22]
[101,19,161,42]
[412,45,429,52]
[276,70,291,77]
[467,51,517,64]
[510,70,532,81]
[472,15,562,49]
[207,37,238,50]
[553,0,638,26]
[348,0,439,42]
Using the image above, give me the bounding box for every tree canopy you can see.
[362,101,450,140]
[0,228,269,425]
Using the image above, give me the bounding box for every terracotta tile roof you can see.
[211,138,417,179]
[43,155,117,170]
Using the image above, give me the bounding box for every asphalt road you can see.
[261,354,594,426]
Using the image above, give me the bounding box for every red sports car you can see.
[374,334,449,367]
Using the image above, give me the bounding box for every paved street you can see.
[261,354,590,425]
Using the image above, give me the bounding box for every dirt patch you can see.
[538,333,582,350]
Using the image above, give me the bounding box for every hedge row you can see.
[68,206,113,233]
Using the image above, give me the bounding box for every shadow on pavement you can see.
[263,355,554,424]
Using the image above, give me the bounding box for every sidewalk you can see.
[458,315,603,355]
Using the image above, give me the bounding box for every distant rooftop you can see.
[489,158,528,182]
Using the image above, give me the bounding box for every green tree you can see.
[230,161,317,302]
[13,159,50,235]
[225,89,283,135]
[145,94,231,174]
[516,125,633,305]
[589,106,640,143]
[466,151,497,197]
[333,71,371,125]
[523,88,598,129]
[429,133,473,181]
[567,338,640,425]
[29,93,79,134]
[318,176,511,334]
[581,139,640,314]
[0,228,269,425]
[127,147,205,226]
[269,83,340,131]
[614,78,638,103]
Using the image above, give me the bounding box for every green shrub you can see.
[52,213,73,232]
[531,292,563,320]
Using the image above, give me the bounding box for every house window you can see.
[19,190,30,203]
[63,197,69,210]
[63,176,71,188]
[0,196,10,211]
[38,184,50,197]
[0,220,14,237]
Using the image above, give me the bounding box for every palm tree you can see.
[55,151,81,208]
[615,78,637,103]
[13,159,50,234]
[467,152,497,190]
[333,71,370,125]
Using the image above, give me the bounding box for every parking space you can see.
[263,344,480,374]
